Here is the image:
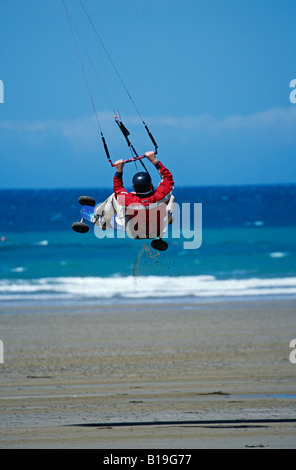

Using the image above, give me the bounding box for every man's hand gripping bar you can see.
[109,155,145,167]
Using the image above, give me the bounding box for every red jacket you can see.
[113,161,174,204]
[113,161,174,238]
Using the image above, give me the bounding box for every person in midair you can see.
[95,151,175,239]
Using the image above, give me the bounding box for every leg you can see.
[158,195,175,233]
[94,195,113,217]
[95,194,127,229]
[166,194,175,224]
[94,195,115,229]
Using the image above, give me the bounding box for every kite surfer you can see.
[94,151,174,240]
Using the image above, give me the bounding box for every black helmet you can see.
[132,172,152,194]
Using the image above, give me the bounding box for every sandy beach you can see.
[0,298,296,449]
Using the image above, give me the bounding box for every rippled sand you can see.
[1,299,296,448]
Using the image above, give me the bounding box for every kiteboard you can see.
[72,196,168,251]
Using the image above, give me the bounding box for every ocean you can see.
[0,184,296,306]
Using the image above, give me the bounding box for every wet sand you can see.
[0,298,296,449]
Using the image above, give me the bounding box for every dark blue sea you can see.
[1,184,296,305]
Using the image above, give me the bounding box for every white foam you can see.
[1,275,296,302]
[269,252,289,258]
[31,240,49,246]
[9,267,27,273]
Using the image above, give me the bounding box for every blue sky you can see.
[1,0,296,188]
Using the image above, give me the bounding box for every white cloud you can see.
[1,106,296,147]
[0,113,111,135]
[0,113,114,151]
[149,106,296,135]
